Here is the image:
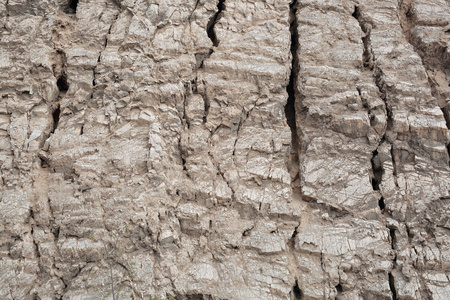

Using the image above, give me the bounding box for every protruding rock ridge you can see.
[0,0,449,299]
[398,0,450,167]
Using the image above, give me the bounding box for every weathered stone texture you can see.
[0,0,449,299]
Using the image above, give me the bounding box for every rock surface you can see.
[0,0,449,299]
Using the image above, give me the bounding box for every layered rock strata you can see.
[0,0,448,299]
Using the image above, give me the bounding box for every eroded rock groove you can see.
[207,0,225,47]
[286,0,300,189]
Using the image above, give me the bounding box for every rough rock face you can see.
[0,0,449,299]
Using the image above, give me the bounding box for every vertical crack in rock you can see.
[388,273,398,300]
[5,0,9,17]
[207,0,225,47]
[398,0,414,42]
[378,197,386,211]
[353,6,396,203]
[95,7,120,83]
[354,8,394,135]
[353,7,393,132]
[92,5,120,119]
[356,8,403,297]
[292,279,302,300]
[29,209,40,260]
[52,105,61,133]
[286,0,301,190]
[52,51,68,133]
[370,149,381,191]
[352,6,374,70]
[390,228,397,252]
[389,228,398,299]
[201,1,226,124]
[447,144,450,166]
[288,224,301,298]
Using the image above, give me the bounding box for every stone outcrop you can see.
[0,0,448,299]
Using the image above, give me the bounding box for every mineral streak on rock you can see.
[0,0,449,299]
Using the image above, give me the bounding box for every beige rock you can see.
[0,0,449,299]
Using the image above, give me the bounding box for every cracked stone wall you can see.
[0,0,449,299]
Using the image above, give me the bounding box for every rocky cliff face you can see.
[0,0,449,299]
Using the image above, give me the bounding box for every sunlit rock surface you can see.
[0,0,449,299]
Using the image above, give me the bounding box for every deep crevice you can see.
[57,74,69,92]
[293,280,302,300]
[378,197,385,211]
[67,0,78,14]
[371,149,382,190]
[389,228,396,250]
[286,0,300,189]
[388,273,397,300]
[335,283,343,295]
[352,6,373,70]
[447,143,450,167]
[52,105,61,133]
[207,0,225,47]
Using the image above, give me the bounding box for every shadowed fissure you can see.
[352,6,390,211]
[286,1,303,297]
[207,0,225,47]
[286,0,300,190]
[67,0,78,14]
[353,5,400,299]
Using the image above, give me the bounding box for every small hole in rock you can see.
[68,0,79,13]
[57,75,69,92]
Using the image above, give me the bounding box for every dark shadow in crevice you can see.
[388,273,398,300]
[352,6,374,70]
[67,0,79,14]
[336,283,343,295]
[447,143,450,167]
[389,228,396,250]
[207,0,225,46]
[371,149,383,190]
[293,279,302,300]
[57,74,69,92]
[379,197,385,211]
[52,105,61,133]
[285,0,300,189]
